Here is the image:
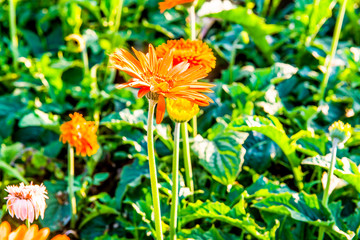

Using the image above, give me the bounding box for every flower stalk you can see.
[317,138,339,240]
[322,138,339,207]
[318,0,348,102]
[147,99,163,240]
[68,144,76,229]
[181,122,194,202]
[9,0,19,71]
[26,219,30,229]
[170,122,180,240]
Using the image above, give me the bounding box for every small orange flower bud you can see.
[59,112,99,156]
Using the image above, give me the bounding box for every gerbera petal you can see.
[0,221,11,240]
[34,227,50,240]
[8,225,27,240]
[138,87,150,98]
[156,95,166,124]
[51,235,70,240]
[23,224,38,240]
[159,0,195,13]
[148,44,158,73]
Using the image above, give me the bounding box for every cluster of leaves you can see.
[1,0,360,239]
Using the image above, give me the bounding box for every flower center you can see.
[14,192,32,200]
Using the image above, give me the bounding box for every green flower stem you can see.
[170,122,180,240]
[82,46,89,76]
[318,0,348,102]
[9,0,19,71]
[322,138,339,206]
[181,122,194,202]
[26,219,30,228]
[147,99,163,240]
[188,4,198,137]
[68,144,76,229]
[318,138,339,240]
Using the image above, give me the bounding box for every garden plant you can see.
[1,0,360,239]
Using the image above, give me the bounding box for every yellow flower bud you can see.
[167,98,199,123]
[329,120,351,144]
[65,34,85,53]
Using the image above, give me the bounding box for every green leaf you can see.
[254,192,354,239]
[114,159,149,209]
[192,129,247,186]
[253,192,332,225]
[229,116,303,186]
[179,225,238,240]
[180,199,279,240]
[40,180,71,231]
[79,202,120,229]
[246,176,295,197]
[93,172,110,186]
[302,155,360,193]
[344,209,360,238]
[250,63,298,90]
[0,142,24,163]
[0,161,28,184]
[101,109,147,130]
[206,6,284,62]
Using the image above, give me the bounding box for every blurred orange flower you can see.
[0,221,69,240]
[59,112,99,156]
[109,44,214,124]
[156,39,216,73]
[159,0,194,13]
[4,183,48,224]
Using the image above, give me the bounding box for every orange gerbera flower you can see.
[159,0,194,13]
[59,112,99,156]
[156,39,216,73]
[109,44,214,124]
[0,221,69,240]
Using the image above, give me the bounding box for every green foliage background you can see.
[1,0,360,239]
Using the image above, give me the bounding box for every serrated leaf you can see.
[101,109,147,130]
[180,199,278,240]
[192,131,247,186]
[40,180,71,231]
[206,6,284,62]
[114,159,149,209]
[179,225,237,240]
[254,191,354,239]
[253,192,332,225]
[229,115,303,187]
[246,176,295,197]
